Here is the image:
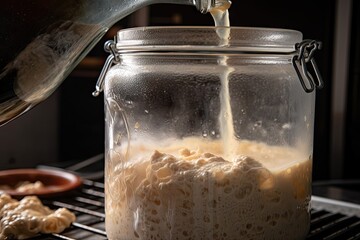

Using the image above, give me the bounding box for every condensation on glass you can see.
[102,26,322,240]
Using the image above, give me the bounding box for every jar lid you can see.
[115,26,302,53]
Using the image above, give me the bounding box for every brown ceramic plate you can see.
[0,168,82,198]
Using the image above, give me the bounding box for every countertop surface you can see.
[312,181,360,205]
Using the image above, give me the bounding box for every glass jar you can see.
[101,26,322,240]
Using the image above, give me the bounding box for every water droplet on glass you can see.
[202,131,208,138]
[254,121,262,128]
[124,97,134,108]
[115,133,122,145]
[282,123,291,130]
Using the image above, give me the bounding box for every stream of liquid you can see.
[210,4,236,158]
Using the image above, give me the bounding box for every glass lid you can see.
[115,26,303,53]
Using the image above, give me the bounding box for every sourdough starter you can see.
[105,138,311,240]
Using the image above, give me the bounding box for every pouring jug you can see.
[0,0,230,126]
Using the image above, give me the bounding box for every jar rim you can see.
[115,26,303,53]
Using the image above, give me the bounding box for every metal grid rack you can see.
[26,177,360,240]
[35,179,107,240]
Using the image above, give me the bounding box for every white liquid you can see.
[211,6,236,158]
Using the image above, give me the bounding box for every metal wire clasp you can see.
[92,40,120,97]
[292,40,324,93]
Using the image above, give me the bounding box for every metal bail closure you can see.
[92,40,120,97]
[292,40,324,93]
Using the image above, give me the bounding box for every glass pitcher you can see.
[101,26,323,240]
[0,0,230,126]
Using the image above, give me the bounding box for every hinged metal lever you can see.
[292,40,324,93]
[92,40,120,97]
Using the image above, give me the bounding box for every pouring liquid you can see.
[210,5,236,158]
[1,0,228,126]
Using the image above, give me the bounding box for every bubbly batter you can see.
[0,181,45,194]
[0,194,76,239]
[105,138,311,240]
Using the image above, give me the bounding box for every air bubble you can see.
[282,123,291,129]
[270,220,277,226]
[124,99,134,107]
[254,120,262,127]
[224,187,232,193]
